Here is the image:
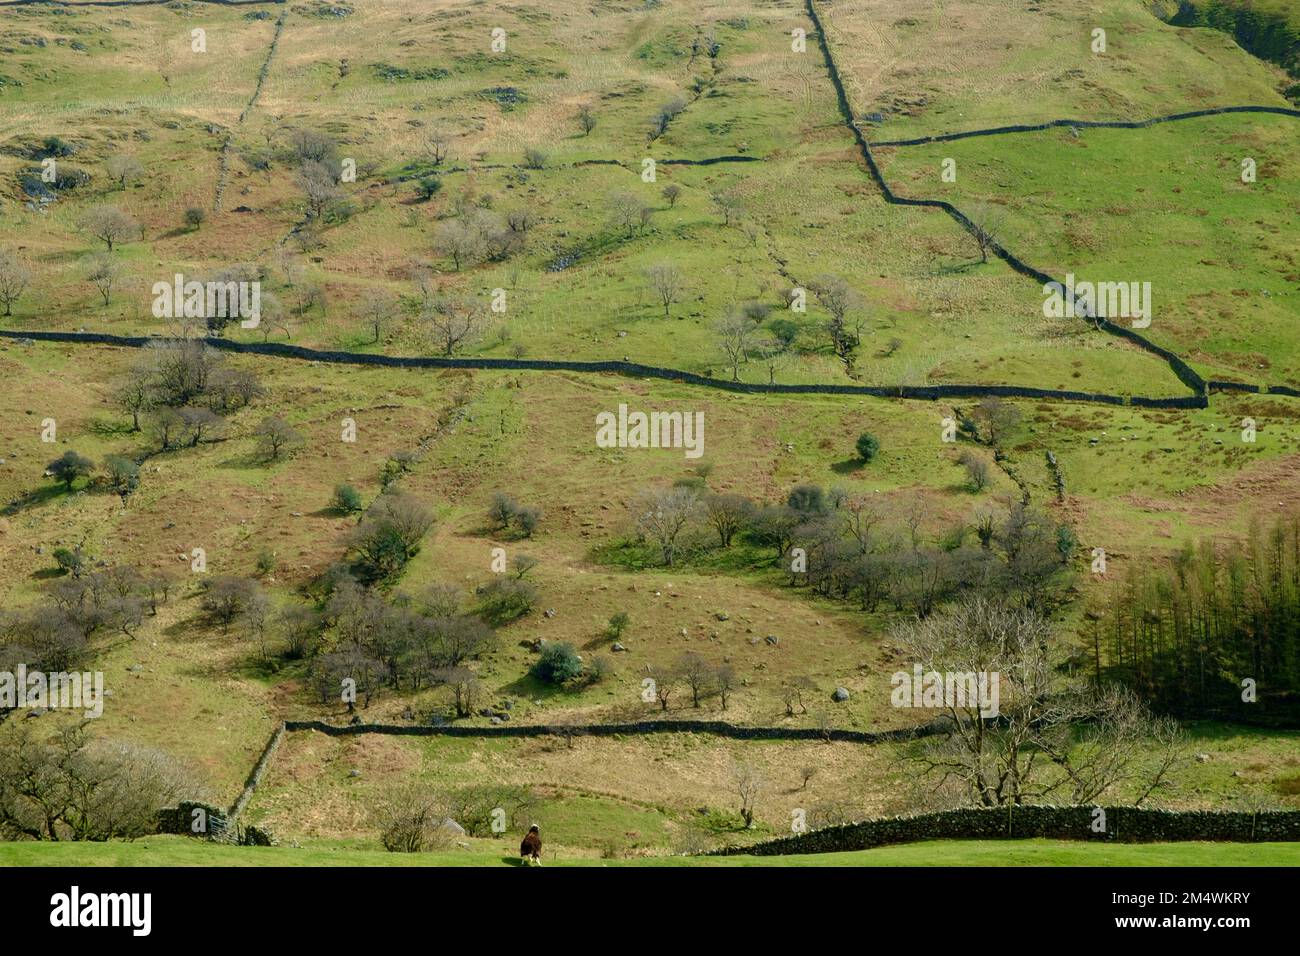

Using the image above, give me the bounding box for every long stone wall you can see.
[712,806,1300,855]
[0,329,1208,409]
[283,717,947,743]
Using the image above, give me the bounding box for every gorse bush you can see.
[531,642,583,685]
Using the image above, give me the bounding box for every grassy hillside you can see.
[1,0,1298,866]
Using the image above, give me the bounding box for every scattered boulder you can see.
[832,687,850,702]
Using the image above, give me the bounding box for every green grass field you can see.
[2,835,1296,867]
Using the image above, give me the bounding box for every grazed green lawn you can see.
[1,836,1296,867]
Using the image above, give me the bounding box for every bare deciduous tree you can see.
[631,486,698,566]
[644,262,682,318]
[296,160,344,220]
[0,249,32,317]
[105,154,145,190]
[734,762,764,828]
[968,206,1006,264]
[85,253,123,306]
[810,274,863,374]
[894,597,1187,807]
[424,295,485,356]
[362,291,396,343]
[702,492,752,548]
[80,206,141,252]
[957,449,989,492]
[422,127,451,166]
[711,190,744,227]
[254,416,303,461]
[677,652,713,708]
[608,191,650,237]
[715,311,755,381]
[434,217,486,271]
[970,396,1022,448]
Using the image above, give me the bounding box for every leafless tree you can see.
[714,663,735,710]
[968,206,1006,264]
[296,160,344,220]
[810,274,863,374]
[648,664,678,711]
[80,206,141,252]
[179,406,224,446]
[711,190,744,227]
[254,416,303,461]
[608,191,650,237]
[577,104,597,135]
[0,249,32,316]
[0,722,193,841]
[650,96,687,139]
[661,183,681,207]
[85,253,123,306]
[677,652,714,708]
[373,782,453,853]
[434,666,483,718]
[105,154,145,190]
[756,337,793,384]
[893,597,1187,807]
[970,397,1022,448]
[715,311,755,381]
[734,763,764,828]
[424,295,485,356]
[702,493,752,548]
[362,291,396,343]
[287,128,339,165]
[957,450,990,492]
[631,486,698,566]
[434,217,485,271]
[422,127,451,166]
[781,675,815,716]
[644,262,683,318]
[200,575,259,633]
[112,371,154,431]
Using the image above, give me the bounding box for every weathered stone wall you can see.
[712,806,1300,855]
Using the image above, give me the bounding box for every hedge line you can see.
[712,805,1300,855]
[0,329,1208,408]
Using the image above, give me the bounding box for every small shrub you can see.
[531,642,583,685]
[332,483,363,514]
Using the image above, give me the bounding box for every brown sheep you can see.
[520,824,542,866]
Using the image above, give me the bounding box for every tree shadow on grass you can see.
[829,458,865,475]
[2,483,67,517]
[87,416,137,439]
